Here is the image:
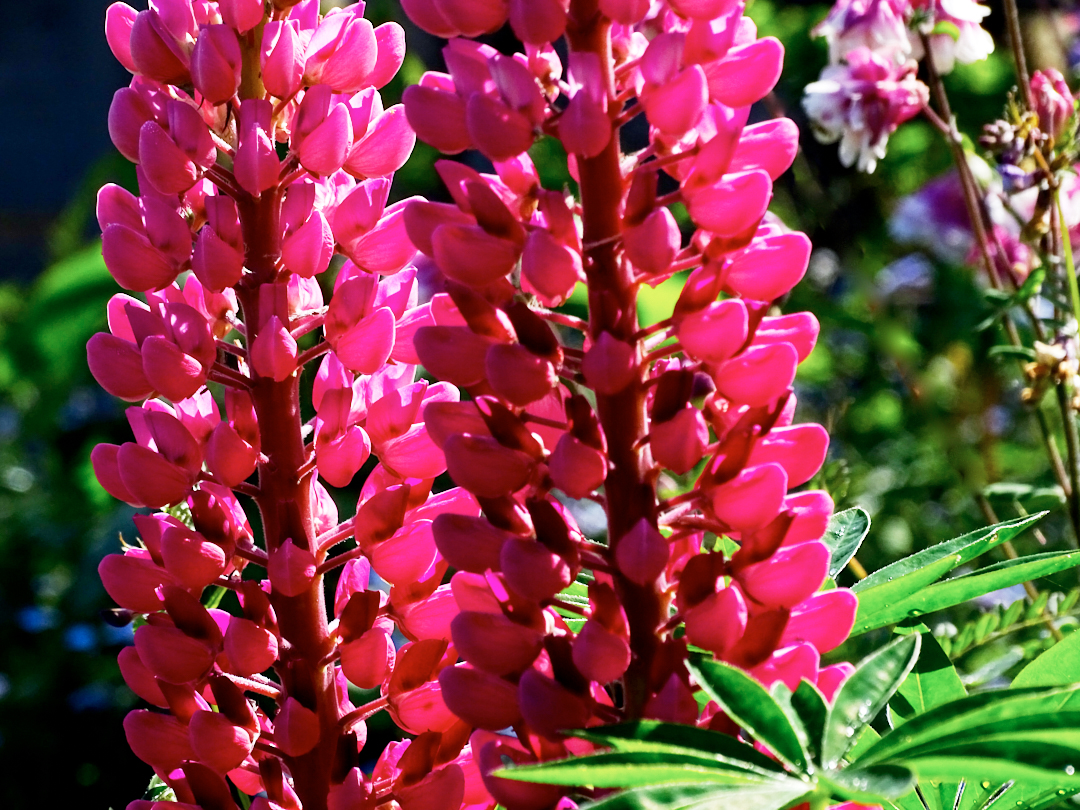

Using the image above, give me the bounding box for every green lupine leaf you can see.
[823,634,921,768]
[885,789,929,810]
[855,685,1080,765]
[580,780,814,810]
[569,721,783,774]
[853,514,1045,593]
[821,764,917,802]
[493,751,777,788]
[900,757,1080,789]
[1012,627,1080,687]
[852,549,1080,635]
[824,507,871,578]
[890,632,966,725]
[791,680,828,762]
[687,658,809,772]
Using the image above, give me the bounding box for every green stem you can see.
[1057,191,1080,329]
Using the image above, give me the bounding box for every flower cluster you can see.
[93,0,499,807]
[394,0,857,807]
[92,1,857,809]
[804,0,993,171]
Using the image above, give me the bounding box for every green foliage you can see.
[848,514,1080,634]
[496,632,1080,810]
[936,587,1080,660]
[822,507,871,578]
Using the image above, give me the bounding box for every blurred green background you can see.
[3,0,1079,806]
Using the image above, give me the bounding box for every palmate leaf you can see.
[568,721,783,774]
[852,514,1045,595]
[853,549,1080,635]
[823,507,871,578]
[821,764,917,802]
[889,631,966,725]
[686,658,809,772]
[491,751,779,788]
[790,680,828,762]
[822,634,921,769]
[1012,627,1080,688]
[853,685,1080,766]
[580,780,813,810]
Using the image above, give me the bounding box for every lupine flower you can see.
[803,46,928,172]
[93,3,862,810]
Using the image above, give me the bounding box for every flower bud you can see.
[218,0,263,33]
[722,232,810,302]
[189,710,255,773]
[129,10,189,85]
[268,540,316,597]
[521,229,583,306]
[261,20,305,99]
[452,611,543,675]
[780,589,857,653]
[715,343,798,407]
[582,332,637,395]
[250,315,298,382]
[160,525,227,590]
[134,623,215,683]
[615,519,669,586]
[439,665,522,730]
[624,208,680,276]
[710,462,788,532]
[500,537,572,601]
[650,406,709,475]
[747,424,829,488]
[518,668,591,738]
[224,617,279,676]
[275,697,321,757]
[737,541,830,609]
[191,24,241,105]
[106,3,139,73]
[686,170,772,237]
[124,710,196,773]
[548,433,608,500]
[341,628,396,689]
[678,298,748,364]
[704,38,784,108]
[234,99,280,196]
[684,586,747,655]
[572,618,630,683]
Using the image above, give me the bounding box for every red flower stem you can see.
[315,517,356,552]
[208,364,253,389]
[235,187,338,810]
[296,341,331,367]
[315,544,364,576]
[222,671,283,699]
[567,0,662,720]
[339,695,389,732]
[533,308,589,332]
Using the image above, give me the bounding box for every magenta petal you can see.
[715,343,798,407]
[403,85,472,154]
[686,169,772,237]
[723,232,811,301]
[749,424,829,487]
[781,589,858,653]
[738,541,830,608]
[705,37,784,108]
[711,462,788,532]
